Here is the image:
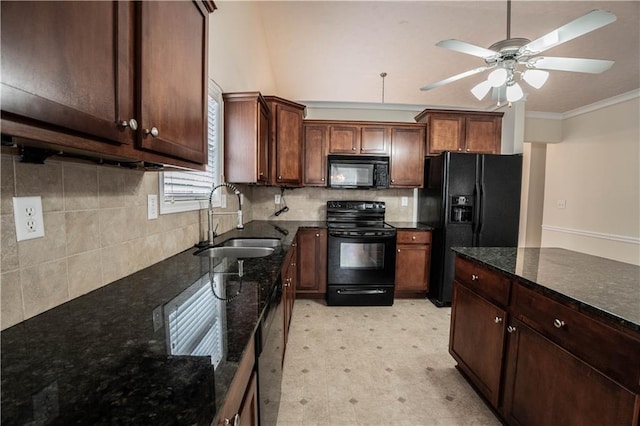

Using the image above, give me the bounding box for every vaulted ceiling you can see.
[255,1,639,114]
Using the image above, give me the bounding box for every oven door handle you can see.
[336,289,388,295]
[329,232,395,239]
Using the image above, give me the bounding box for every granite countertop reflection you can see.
[1,220,323,426]
[452,247,640,332]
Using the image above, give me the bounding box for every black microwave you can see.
[328,155,389,189]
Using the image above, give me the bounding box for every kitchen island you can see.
[0,220,321,425]
[450,247,640,425]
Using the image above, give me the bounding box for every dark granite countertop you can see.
[387,221,434,231]
[452,247,640,332]
[1,220,323,426]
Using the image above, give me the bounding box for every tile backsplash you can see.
[1,153,415,329]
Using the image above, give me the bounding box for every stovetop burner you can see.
[326,200,393,232]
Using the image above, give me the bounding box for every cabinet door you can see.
[503,319,637,426]
[390,127,424,187]
[428,114,464,155]
[360,126,389,154]
[296,229,327,295]
[395,244,430,294]
[450,282,506,407]
[257,103,270,184]
[1,1,135,146]
[465,115,501,154]
[238,371,258,426]
[329,125,359,154]
[137,1,208,164]
[303,124,328,186]
[273,103,303,185]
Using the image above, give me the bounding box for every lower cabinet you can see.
[394,229,431,297]
[450,254,640,425]
[217,339,258,426]
[502,318,637,426]
[282,236,297,360]
[450,281,506,407]
[296,228,327,298]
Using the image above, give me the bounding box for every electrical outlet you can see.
[13,196,45,241]
[401,196,408,207]
[275,194,281,204]
[147,194,158,220]
[557,199,566,209]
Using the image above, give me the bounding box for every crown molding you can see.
[526,89,640,120]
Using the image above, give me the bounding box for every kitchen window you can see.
[159,79,223,214]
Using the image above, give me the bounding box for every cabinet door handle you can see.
[553,319,566,328]
[412,235,416,240]
[315,233,320,237]
[397,249,401,253]
[507,325,517,333]
[471,274,479,281]
[457,148,462,151]
[119,118,138,130]
[494,316,502,324]
[144,126,159,138]
[233,413,240,426]
[321,177,325,181]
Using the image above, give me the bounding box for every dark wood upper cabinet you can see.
[264,96,305,186]
[303,124,328,186]
[360,125,389,154]
[1,0,215,169]
[223,92,270,184]
[389,125,425,187]
[136,1,210,164]
[415,109,503,156]
[1,1,135,146]
[328,124,360,154]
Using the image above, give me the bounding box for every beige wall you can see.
[517,142,547,247]
[208,1,276,94]
[541,97,640,265]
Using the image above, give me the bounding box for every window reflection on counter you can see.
[164,259,230,369]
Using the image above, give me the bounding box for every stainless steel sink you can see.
[221,238,281,248]
[194,246,274,258]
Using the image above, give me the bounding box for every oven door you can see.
[327,230,396,286]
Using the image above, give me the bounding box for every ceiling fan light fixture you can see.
[488,68,508,87]
[522,69,549,89]
[471,80,492,100]
[506,82,524,102]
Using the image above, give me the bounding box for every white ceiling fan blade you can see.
[530,57,614,74]
[420,67,490,91]
[436,39,498,59]
[521,10,617,55]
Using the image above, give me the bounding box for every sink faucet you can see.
[208,182,243,245]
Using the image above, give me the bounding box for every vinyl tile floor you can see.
[277,299,502,426]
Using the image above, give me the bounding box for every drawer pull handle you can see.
[494,316,502,324]
[471,274,479,281]
[412,235,416,240]
[507,325,517,333]
[554,319,566,328]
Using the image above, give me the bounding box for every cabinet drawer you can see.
[396,230,431,244]
[513,283,640,393]
[454,256,511,307]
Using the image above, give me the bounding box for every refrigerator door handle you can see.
[472,182,481,245]
[477,182,484,241]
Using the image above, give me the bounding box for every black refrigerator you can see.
[418,152,522,306]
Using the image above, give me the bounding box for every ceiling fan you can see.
[420,1,617,104]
